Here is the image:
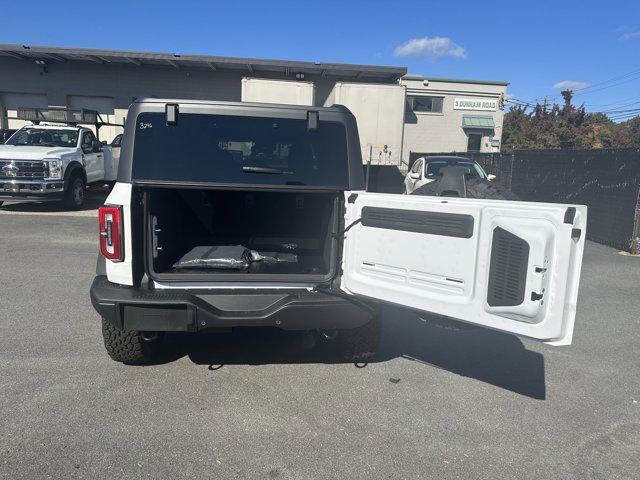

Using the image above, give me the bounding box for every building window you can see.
[409,96,444,113]
[467,133,482,152]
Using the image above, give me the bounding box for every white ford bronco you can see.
[90,99,587,364]
[0,107,121,209]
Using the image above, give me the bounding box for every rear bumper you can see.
[90,276,376,332]
[0,180,64,202]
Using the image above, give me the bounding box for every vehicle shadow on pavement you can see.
[161,328,347,366]
[156,305,545,400]
[378,306,546,400]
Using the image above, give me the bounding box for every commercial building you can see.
[1,44,508,164]
[0,44,405,142]
[401,75,508,163]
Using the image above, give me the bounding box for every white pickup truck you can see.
[0,108,121,209]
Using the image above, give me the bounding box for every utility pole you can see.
[542,97,550,112]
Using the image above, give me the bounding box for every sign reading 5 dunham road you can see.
[453,98,498,111]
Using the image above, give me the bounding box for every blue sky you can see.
[2,0,639,117]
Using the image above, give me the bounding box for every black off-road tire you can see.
[338,317,380,362]
[412,177,519,200]
[101,319,158,365]
[62,174,86,210]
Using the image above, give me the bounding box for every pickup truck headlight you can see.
[44,159,63,180]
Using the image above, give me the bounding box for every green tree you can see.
[501,91,638,151]
[621,116,640,147]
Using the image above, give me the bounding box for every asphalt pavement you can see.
[0,200,638,480]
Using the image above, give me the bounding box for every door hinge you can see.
[151,216,162,258]
[530,292,544,301]
[564,207,576,224]
[166,103,179,125]
[307,111,318,132]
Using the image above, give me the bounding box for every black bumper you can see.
[0,192,64,202]
[90,276,376,332]
[0,183,64,202]
[0,188,64,202]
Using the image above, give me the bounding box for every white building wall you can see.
[324,82,406,165]
[400,77,508,162]
[241,78,315,106]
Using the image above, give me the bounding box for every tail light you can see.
[99,205,124,262]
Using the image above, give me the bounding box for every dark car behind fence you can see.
[372,148,640,253]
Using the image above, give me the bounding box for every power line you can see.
[573,73,640,97]
[572,67,640,94]
[607,110,640,121]
[602,108,640,114]
[506,97,534,105]
[575,75,640,96]
[610,111,640,119]
[507,95,572,110]
[594,103,640,114]
[519,66,640,107]
[505,100,532,109]
[588,101,640,113]
[586,94,640,108]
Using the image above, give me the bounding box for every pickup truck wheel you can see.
[101,319,158,365]
[338,316,380,362]
[63,175,86,210]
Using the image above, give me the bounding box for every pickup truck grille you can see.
[0,160,48,179]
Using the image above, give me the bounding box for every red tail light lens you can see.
[99,205,124,262]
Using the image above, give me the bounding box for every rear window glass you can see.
[131,112,350,187]
[426,160,485,179]
[7,128,78,148]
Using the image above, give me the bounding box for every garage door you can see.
[1,92,48,129]
[67,95,120,142]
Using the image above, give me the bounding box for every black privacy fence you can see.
[480,149,640,254]
[370,148,640,253]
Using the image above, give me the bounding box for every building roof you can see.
[0,44,406,81]
[133,97,353,113]
[403,74,509,86]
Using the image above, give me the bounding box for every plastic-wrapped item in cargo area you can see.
[249,251,298,265]
[173,246,299,270]
[173,245,253,270]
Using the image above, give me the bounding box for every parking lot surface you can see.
[1,201,639,480]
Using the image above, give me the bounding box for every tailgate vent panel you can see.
[361,207,474,238]
[487,227,530,307]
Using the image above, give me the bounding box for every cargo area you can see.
[145,188,342,282]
